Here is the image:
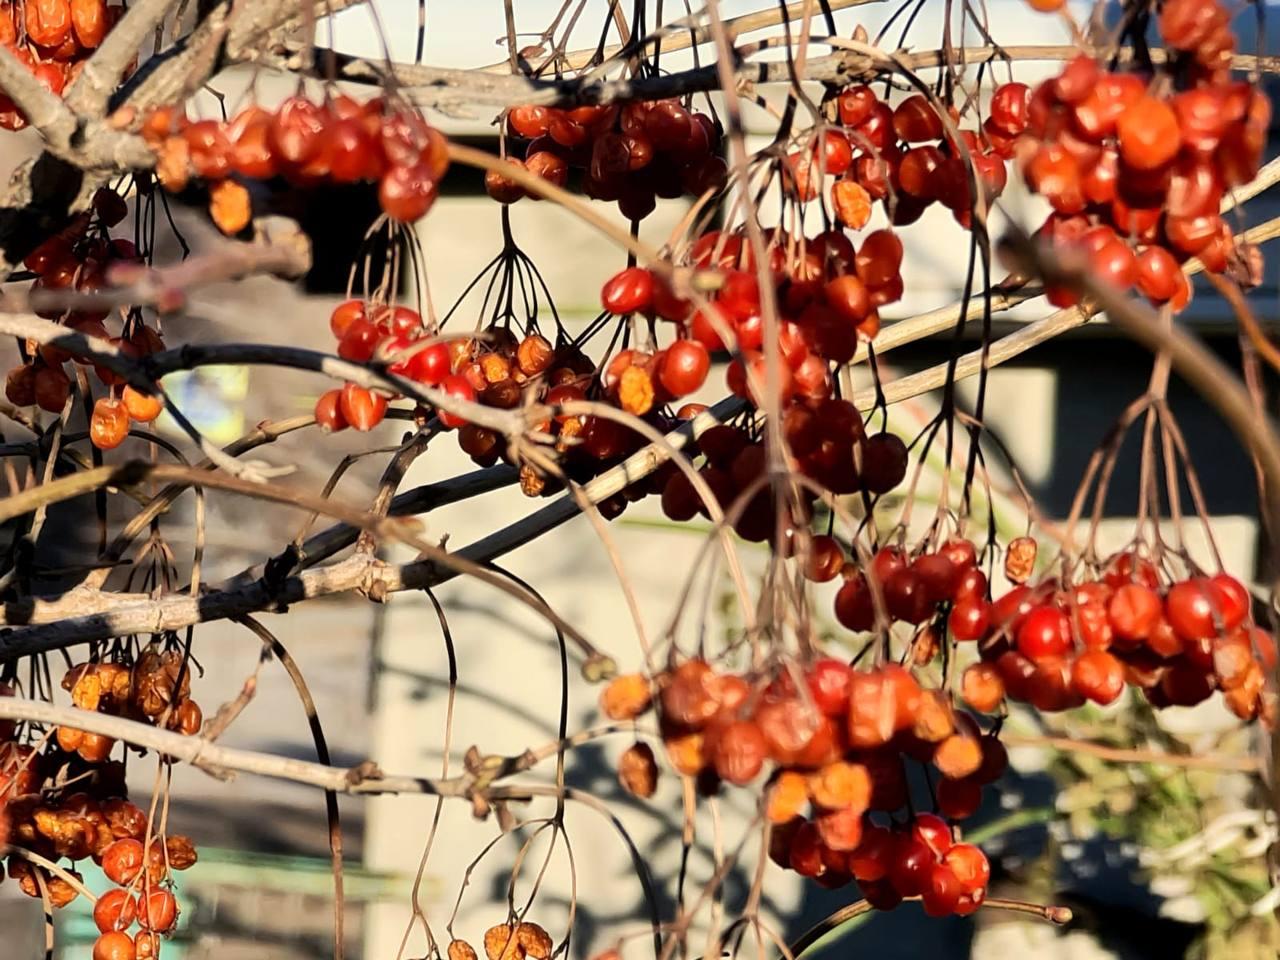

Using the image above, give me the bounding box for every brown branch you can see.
[336,43,1280,115]
[0,695,459,796]
[65,0,182,116]
[0,398,742,653]
[0,46,77,143]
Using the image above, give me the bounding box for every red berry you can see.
[943,843,990,890]
[314,388,348,432]
[1017,606,1073,658]
[659,339,710,397]
[1117,96,1180,171]
[436,373,477,430]
[138,888,177,932]
[1070,649,1125,705]
[1165,579,1218,640]
[949,596,991,641]
[338,383,388,431]
[912,813,953,857]
[989,82,1031,136]
[892,94,944,143]
[93,932,136,960]
[379,164,439,222]
[270,96,327,165]
[94,889,137,934]
[1107,583,1162,641]
[102,839,145,885]
[889,836,934,897]
[1208,574,1250,632]
[806,657,852,716]
[329,299,366,339]
[922,863,963,916]
[601,267,654,315]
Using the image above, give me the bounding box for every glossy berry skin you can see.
[1071,650,1125,705]
[1017,606,1073,659]
[404,342,451,385]
[270,97,327,165]
[314,388,348,432]
[1106,583,1161,641]
[93,932,136,960]
[912,813,953,857]
[436,374,477,430]
[337,318,380,362]
[601,267,654,315]
[949,596,991,641]
[806,658,852,716]
[892,95,944,143]
[1165,579,1219,641]
[102,838,145,885]
[94,889,137,934]
[888,837,934,897]
[379,164,439,222]
[804,535,845,583]
[659,340,710,397]
[944,843,990,889]
[989,82,1031,136]
[1208,574,1250,632]
[922,864,963,917]
[138,888,178,932]
[338,384,387,432]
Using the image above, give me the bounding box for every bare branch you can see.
[66,0,183,116]
[0,695,460,796]
[0,399,742,653]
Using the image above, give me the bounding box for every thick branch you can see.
[0,45,76,143]
[0,696,459,796]
[66,0,182,116]
[0,399,742,653]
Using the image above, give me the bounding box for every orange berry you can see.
[766,770,810,823]
[121,386,164,423]
[807,761,871,811]
[599,673,652,721]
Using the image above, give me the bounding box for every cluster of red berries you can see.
[1011,3,1268,310]
[316,299,452,434]
[657,408,907,541]
[0,654,202,959]
[0,675,194,959]
[141,94,449,235]
[445,920,555,960]
[0,0,121,130]
[601,657,1002,915]
[793,87,1010,232]
[3,788,192,960]
[486,99,727,218]
[597,225,902,414]
[60,652,204,752]
[319,299,611,497]
[831,537,985,635]
[7,191,170,449]
[952,549,1275,722]
[773,810,991,916]
[90,823,190,959]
